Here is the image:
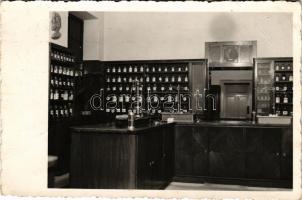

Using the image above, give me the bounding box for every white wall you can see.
[83,12,104,60]
[103,12,293,61]
[49,12,68,48]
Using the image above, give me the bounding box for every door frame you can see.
[220,80,253,119]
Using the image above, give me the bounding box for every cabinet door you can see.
[209,127,245,178]
[175,125,194,175]
[137,132,153,189]
[191,126,208,176]
[246,127,281,180]
[280,128,293,180]
[161,125,175,182]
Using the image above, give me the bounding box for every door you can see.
[225,94,249,119]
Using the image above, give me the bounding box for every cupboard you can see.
[175,124,292,188]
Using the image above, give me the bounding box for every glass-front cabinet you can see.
[254,57,293,117]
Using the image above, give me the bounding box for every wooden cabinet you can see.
[246,127,282,180]
[209,127,245,178]
[70,124,174,189]
[175,124,292,188]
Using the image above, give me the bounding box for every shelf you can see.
[106,72,144,75]
[275,103,293,105]
[145,71,188,74]
[50,72,76,78]
[275,70,293,73]
[275,91,293,93]
[51,59,76,65]
[50,85,75,90]
[275,81,293,83]
[50,99,74,103]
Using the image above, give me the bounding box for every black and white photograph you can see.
[0,2,301,199]
[48,11,294,190]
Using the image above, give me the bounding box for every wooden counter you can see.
[174,122,292,188]
[70,122,175,189]
[70,121,292,189]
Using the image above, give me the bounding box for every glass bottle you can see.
[283,94,288,103]
[275,74,280,82]
[275,94,280,103]
[178,75,182,82]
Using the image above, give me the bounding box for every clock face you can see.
[223,46,239,62]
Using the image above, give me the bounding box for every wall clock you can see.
[223,46,239,62]
[51,12,62,40]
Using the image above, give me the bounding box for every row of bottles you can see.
[107,76,144,83]
[107,65,144,73]
[275,94,292,104]
[275,73,293,82]
[50,64,82,77]
[106,65,189,73]
[146,65,188,73]
[50,50,75,63]
[146,84,189,92]
[105,84,189,92]
[275,105,293,116]
[49,104,73,119]
[50,76,75,88]
[275,84,292,92]
[50,89,74,101]
[106,75,188,83]
[145,75,188,83]
[275,62,292,71]
[106,85,143,92]
[105,94,190,103]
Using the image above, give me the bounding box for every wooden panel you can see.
[209,127,244,153]
[246,127,282,180]
[191,127,208,176]
[70,133,135,189]
[175,126,194,175]
[246,152,280,180]
[209,152,245,178]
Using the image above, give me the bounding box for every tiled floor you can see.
[165,182,291,191]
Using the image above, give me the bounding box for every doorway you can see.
[221,81,252,119]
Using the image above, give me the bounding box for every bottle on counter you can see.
[128,110,134,130]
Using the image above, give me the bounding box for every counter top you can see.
[71,122,174,134]
[71,119,291,134]
[177,120,292,128]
